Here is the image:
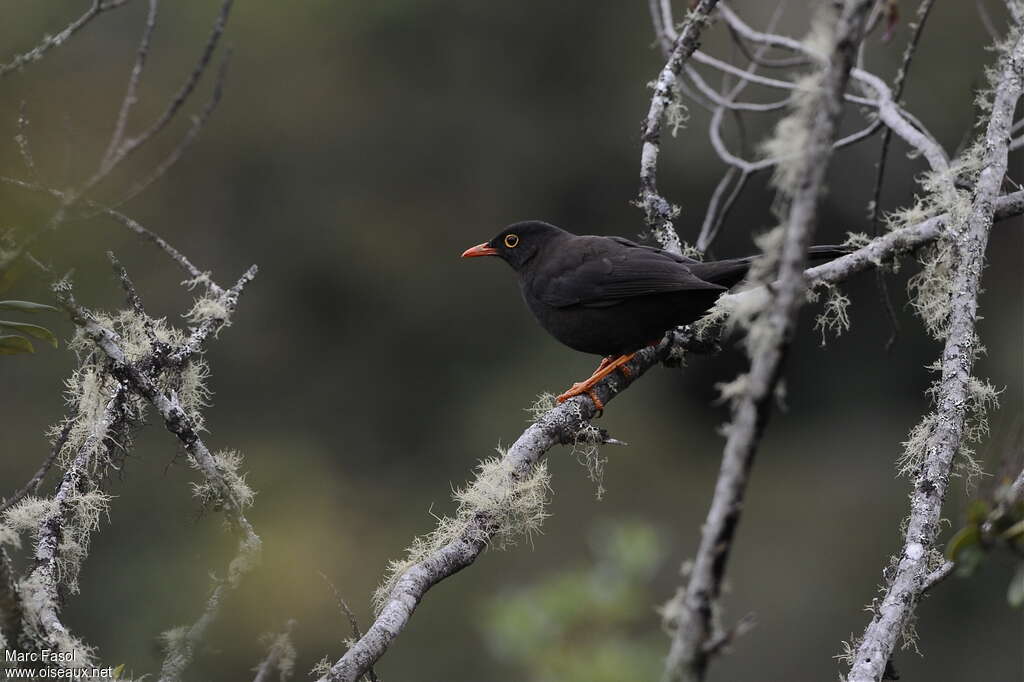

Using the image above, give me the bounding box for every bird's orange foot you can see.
[556,382,605,410]
[555,352,636,410]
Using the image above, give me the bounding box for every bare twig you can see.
[0,421,73,516]
[0,176,220,291]
[648,0,673,58]
[101,0,160,170]
[85,0,234,191]
[319,572,380,682]
[0,0,130,78]
[116,49,232,206]
[847,22,1024,682]
[869,0,938,349]
[15,103,39,183]
[712,5,950,175]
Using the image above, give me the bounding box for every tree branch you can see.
[847,22,1024,682]
[639,0,721,255]
[0,0,130,79]
[663,2,874,680]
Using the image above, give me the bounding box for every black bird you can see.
[462,220,846,409]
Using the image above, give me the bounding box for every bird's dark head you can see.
[461,220,567,271]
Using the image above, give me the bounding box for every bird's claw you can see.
[555,383,605,411]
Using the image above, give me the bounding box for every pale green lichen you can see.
[185,295,231,331]
[570,423,608,500]
[17,572,97,666]
[666,94,689,137]
[898,142,988,339]
[372,454,551,612]
[2,489,113,594]
[0,497,57,549]
[310,656,332,677]
[228,533,262,588]
[62,309,211,439]
[812,283,852,344]
[906,240,955,339]
[897,373,1000,488]
[528,395,611,498]
[159,625,191,673]
[190,449,255,512]
[256,622,297,681]
[747,226,784,285]
[525,393,557,422]
[715,373,750,409]
[842,231,873,250]
[800,4,839,62]
[57,489,113,593]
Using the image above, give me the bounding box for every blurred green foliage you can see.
[947,482,1024,607]
[482,520,666,682]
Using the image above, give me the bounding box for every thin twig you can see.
[83,0,234,192]
[116,48,232,206]
[319,572,380,682]
[0,176,220,291]
[101,0,160,171]
[0,421,73,515]
[868,0,937,350]
[15,102,39,183]
[0,0,130,79]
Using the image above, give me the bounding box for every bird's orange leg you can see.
[556,352,636,410]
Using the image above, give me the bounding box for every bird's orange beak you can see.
[461,242,498,258]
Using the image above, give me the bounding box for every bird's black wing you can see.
[533,236,725,309]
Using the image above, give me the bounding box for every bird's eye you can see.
[504,234,519,248]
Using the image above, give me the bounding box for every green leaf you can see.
[0,335,34,354]
[946,525,981,560]
[111,663,125,679]
[0,300,58,314]
[1008,562,1024,608]
[0,320,57,347]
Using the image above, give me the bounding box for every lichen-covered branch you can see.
[846,21,1024,682]
[18,388,127,660]
[663,2,874,681]
[53,264,261,681]
[639,0,721,255]
[252,620,297,682]
[320,329,709,682]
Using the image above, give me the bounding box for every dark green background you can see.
[1,1,1021,680]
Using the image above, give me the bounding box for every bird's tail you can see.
[690,244,851,289]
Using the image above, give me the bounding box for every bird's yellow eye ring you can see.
[504,234,519,248]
